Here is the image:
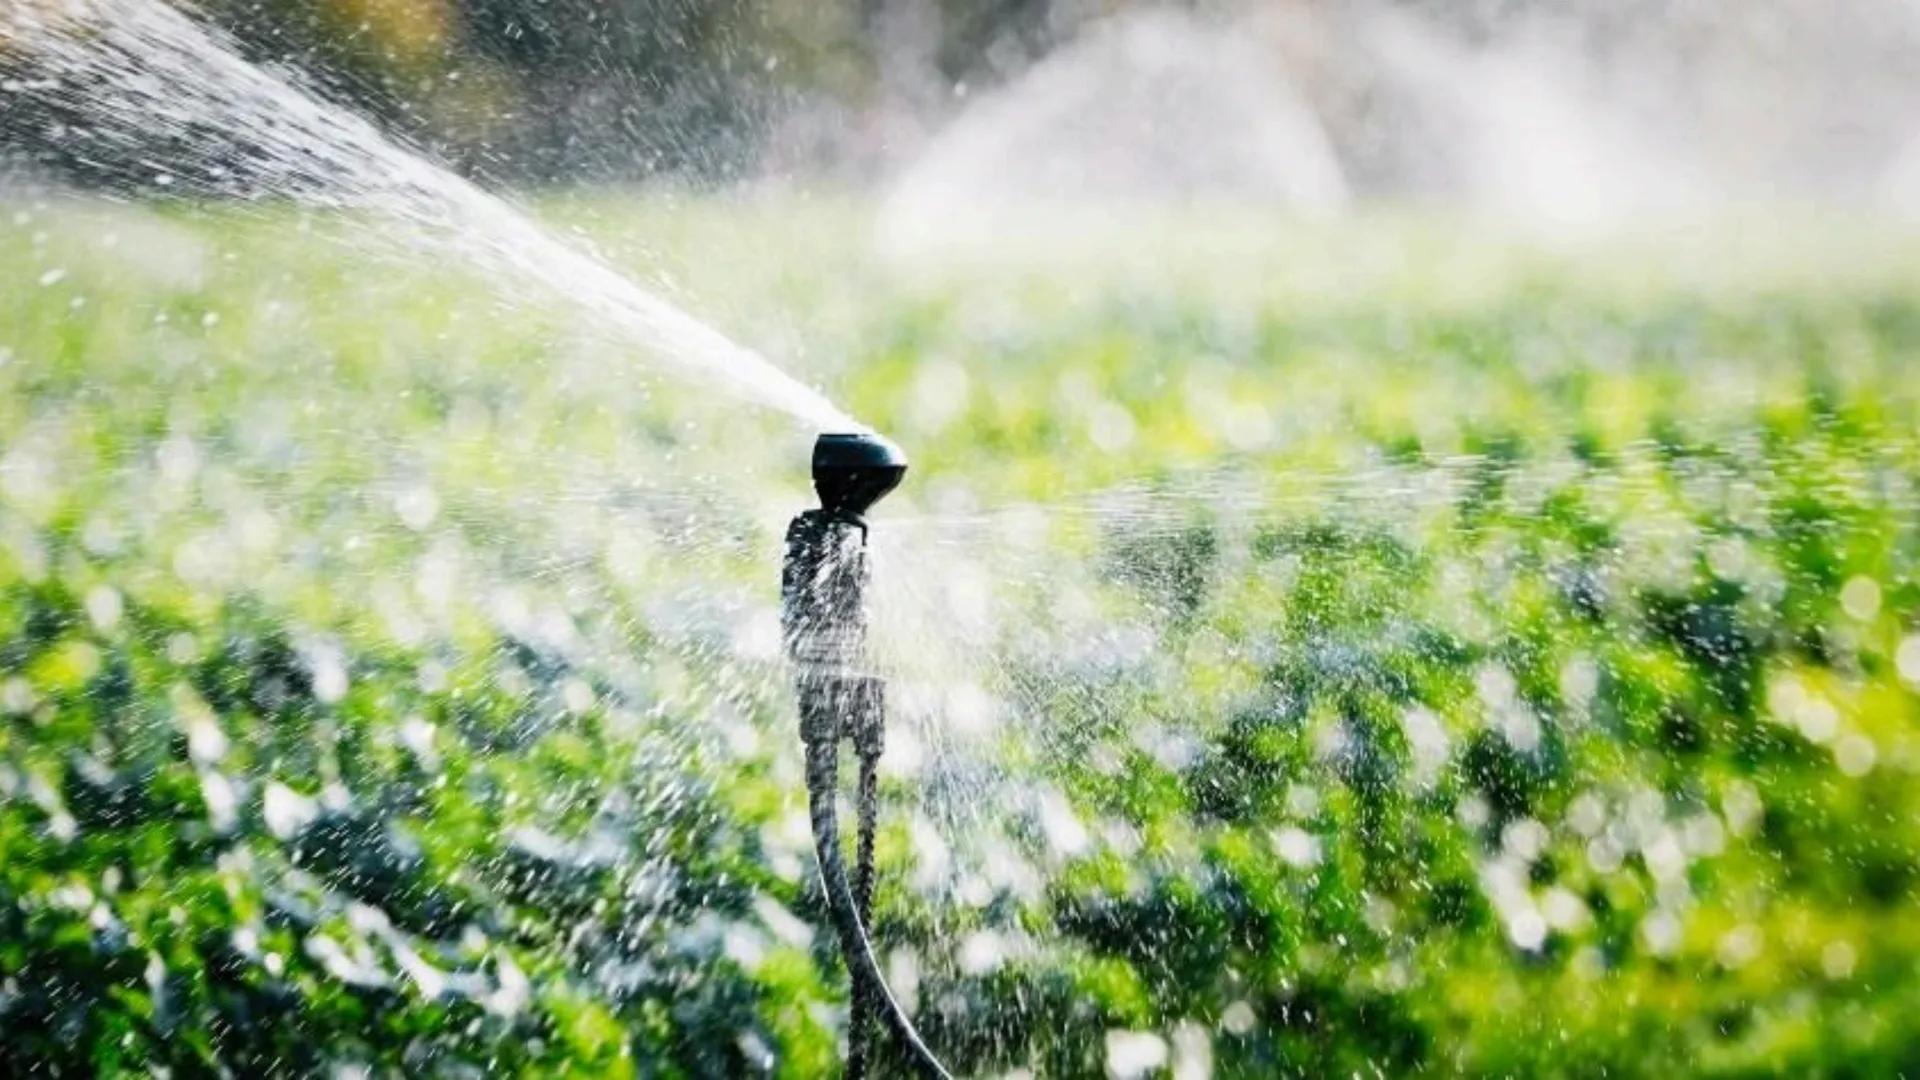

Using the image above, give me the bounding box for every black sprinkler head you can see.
[812,432,908,518]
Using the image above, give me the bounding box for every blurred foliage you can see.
[0,0,1087,183]
[208,0,770,178]
[2,196,1920,1077]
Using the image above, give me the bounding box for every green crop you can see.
[2,196,1918,1076]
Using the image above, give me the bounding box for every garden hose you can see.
[804,732,951,1080]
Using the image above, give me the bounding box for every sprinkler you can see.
[783,432,950,1080]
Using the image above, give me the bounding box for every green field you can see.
[4,195,1920,1076]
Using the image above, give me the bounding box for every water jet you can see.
[782,432,947,1079]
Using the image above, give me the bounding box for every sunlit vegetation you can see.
[3,198,1920,1075]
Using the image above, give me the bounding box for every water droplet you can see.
[85,585,123,632]
[1840,575,1881,621]
[1835,733,1877,777]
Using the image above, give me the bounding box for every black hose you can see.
[805,738,953,1080]
[847,750,880,1080]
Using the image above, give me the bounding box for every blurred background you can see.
[8,0,1920,222]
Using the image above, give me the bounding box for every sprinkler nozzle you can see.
[812,432,907,519]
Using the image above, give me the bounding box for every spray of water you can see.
[8,3,1920,1072]
[0,0,858,430]
[875,1,1920,251]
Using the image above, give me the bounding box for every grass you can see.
[3,192,1920,1076]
